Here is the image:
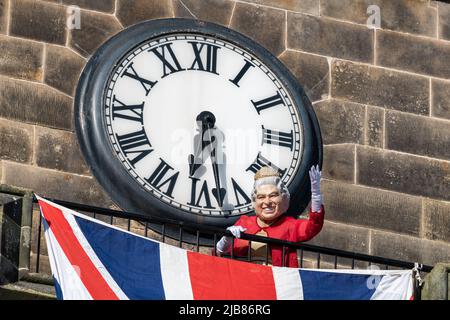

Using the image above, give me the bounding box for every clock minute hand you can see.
[209,138,226,208]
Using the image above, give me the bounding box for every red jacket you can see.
[232,206,325,268]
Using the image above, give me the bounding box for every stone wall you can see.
[0,0,449,267]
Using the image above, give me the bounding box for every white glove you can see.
[216,226,247,254]
[227,225,246,238]
[309,165,323,212]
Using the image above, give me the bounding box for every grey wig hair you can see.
[251,176,290,202]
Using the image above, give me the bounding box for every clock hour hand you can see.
[188,153,202,177]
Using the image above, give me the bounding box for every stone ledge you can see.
[0,281,55,299]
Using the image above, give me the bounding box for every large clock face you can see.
[76,19,321,227]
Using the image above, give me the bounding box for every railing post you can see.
[36,211,42,274]
[0,186,34,284]
[421,263,450,300]
[213,233,218,256]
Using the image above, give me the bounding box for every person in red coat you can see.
[216,165,324,268]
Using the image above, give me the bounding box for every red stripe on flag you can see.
[187,251,277,300]
[38,200,119,300]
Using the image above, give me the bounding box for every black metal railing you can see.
[31,196,433,299]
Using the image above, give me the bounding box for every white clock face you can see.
[103,34,303,216]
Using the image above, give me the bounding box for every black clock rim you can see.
[75,18,322,228]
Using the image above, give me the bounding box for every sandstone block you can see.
[0,0,7,34]
[321,0,437,37]
[241,0,319,15]
[431,79,450,120]
[69,10,122,57]
[173,0,234,26]
[385,110,450,161]
[365,106,384,148]
[424,199,450,243]
[44,45,86,96]
[0,77,73,130]
[438,2,450,41]
[313,99,365,145]
[322,145,355,183]
[116,0,172,27]
[331,60,429,115]
[10,0,66,45]
[0,36,44,81]
[377,30,450,79]
[371,230,450,267]
[2,162,114,208]
[0,119,33,164]
[357,146,450,202]
[35,126,90,174]
[287,13,373,63]
[279,50,329,102]
[322,179,422,236]
[230,2,285,56]
[62,0,115,13]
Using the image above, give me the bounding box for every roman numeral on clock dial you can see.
[229,60,254,87]
[111,95,144,124]
[262,125,294,151]
[150,43,185,78]
[188,41,220,75]
[145,158,179,198]
[246,152,286,177]
[121,62,157,96]
[188,177,215,209]
[116,128,153,167]
[252,91,285,114]
[231,178,251,206]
